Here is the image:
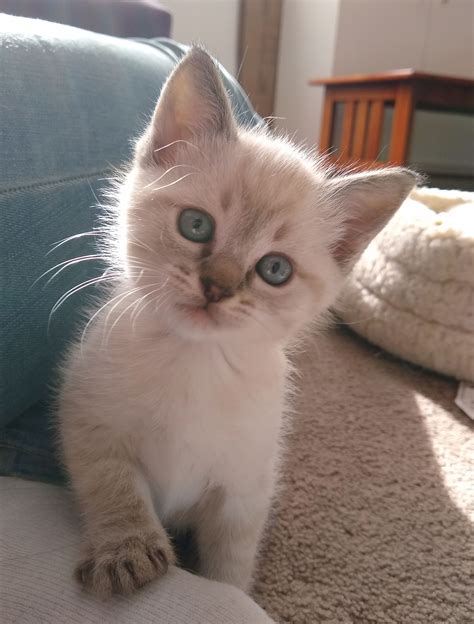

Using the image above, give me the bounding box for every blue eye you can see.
[256,254,292,286]
[178,208,214,243]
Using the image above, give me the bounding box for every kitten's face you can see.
[116,48,417,344]
[125,133,342,342]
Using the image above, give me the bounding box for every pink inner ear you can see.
[146,49,237,170]
[332,210,389,266]
[152,104,193,168]
[332,218,362,265]
[326,167,418,268]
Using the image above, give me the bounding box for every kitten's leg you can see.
[195,487,271,591]
[68,453,175,598]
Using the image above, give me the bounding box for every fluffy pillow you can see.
[337,187,474,382]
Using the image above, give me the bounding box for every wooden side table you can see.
[309,69,474,168]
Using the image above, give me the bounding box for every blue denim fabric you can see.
[0,15,260,484]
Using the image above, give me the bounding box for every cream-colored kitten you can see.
[58,48,417,598]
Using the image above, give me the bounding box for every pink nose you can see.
[200,277,232,303]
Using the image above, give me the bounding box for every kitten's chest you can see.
[136,343,286,519]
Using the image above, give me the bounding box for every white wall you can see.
[274,0,341,148]
[333,0,428,75]
[163,0,239,75]
[419,0,474,77]
[333,0,474,78]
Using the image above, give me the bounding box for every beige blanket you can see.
[337,187,474,382]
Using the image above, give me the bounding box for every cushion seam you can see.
[0,167,117,197]
[353,277,474,336]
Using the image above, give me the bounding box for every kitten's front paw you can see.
[76,531,176,598]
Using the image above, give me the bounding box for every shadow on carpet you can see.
[253,328,473,624]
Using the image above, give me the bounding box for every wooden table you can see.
[309,69,474,168]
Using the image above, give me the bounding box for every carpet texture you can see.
[253,328,473,624]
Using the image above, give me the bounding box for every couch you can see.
[0,14,271,623]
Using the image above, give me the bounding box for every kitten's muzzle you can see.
[200,276,233,304]
[200,254,243,304]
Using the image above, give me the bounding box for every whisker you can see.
[47,231,97,255]
[31,255,103,289]
[131,279,170,332]
[236,45,248,81]
[48,273,118,331]
[80,285,143,350]
[87,179,102,207]
[149,172,197,193]
[101,286,145,342]
[143,164,201,189]
[128,239,159,257]
[125,253,162,272]
[152,139,211,165]
[151,291,172,316]
[104,286,154,347]
[263,115,286,122]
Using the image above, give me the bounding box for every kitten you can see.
[58,47,418,598]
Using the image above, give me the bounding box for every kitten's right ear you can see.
[143,47,236,166]
[326,167,420,269]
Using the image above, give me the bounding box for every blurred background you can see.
[166,0,474,191]
[4,0,473,189]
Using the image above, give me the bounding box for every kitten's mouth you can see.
[176,302,220,326]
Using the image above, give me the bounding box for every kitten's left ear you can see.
[327,167,420,269]
[145,46,236,166]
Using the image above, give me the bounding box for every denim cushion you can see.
[0,15,259,482]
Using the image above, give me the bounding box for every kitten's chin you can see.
[177,303,218,327]
[171,302,238,340]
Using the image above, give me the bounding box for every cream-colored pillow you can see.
[337,187,474,382]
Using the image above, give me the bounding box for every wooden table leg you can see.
[389,83,415,164]
[365,100,384,160]
[352,101,369,159]
[319,95,335,153]
[340,101,355,160]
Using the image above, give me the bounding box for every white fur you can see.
[57,48,417,596]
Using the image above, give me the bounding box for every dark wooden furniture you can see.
[310,70,474,168]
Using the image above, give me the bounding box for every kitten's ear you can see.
[327,167,420,269]
[147,47,236,166]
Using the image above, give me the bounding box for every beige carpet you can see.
[253,328,473,624]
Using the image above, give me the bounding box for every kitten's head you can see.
[118,47,417,343]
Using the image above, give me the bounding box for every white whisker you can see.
[49,273,118,331]
[143,164,201,189]
[100,286,145,344]
[32,255,103,289]
[104,286,154,347]
[128,238,159,257]
[152,138,210,165]
[80,286,144,351]
[149,172,197,193]
[131,279,170,333]
[47,231,97,255]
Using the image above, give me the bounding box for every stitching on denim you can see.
[0,168,116,197]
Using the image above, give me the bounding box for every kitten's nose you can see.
[200,277,232,303]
